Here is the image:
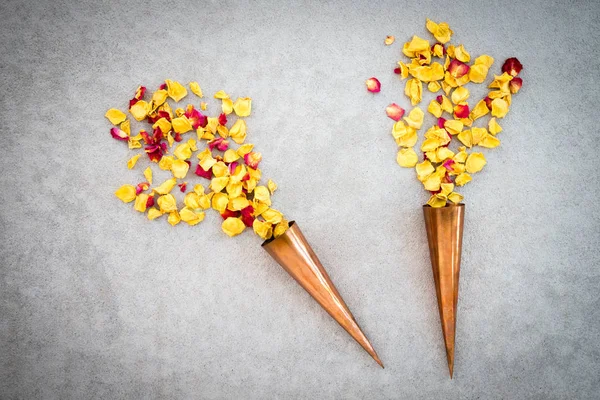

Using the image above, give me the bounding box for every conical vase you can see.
[262,221,382,367]
[423,204,465,378]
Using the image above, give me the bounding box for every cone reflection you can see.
[262,221,383,367]
[423,204,464,378]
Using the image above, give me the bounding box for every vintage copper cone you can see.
[262,221,383,367]
[423,204,465,378]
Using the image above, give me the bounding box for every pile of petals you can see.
[367,19,523,208]
[107,80,289,240]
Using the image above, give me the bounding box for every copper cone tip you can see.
[262,221,382,367]
[423,204,464,379]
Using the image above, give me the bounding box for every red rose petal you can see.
[448,59,470,79]
[502,57,523,77]
[195,164,212,179]
[454,104,470,119]
[218,113,227,126]
[366,77,381,93]
[509,77,523,94]
[385,103,405,121]
[110,127,129,141]
[243,152,262,169]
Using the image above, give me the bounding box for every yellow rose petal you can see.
[223,149,240,163]
[157,194,177,213]
[252,219,273,240]
[233,97,252,117]
[222,217,245,237]
[105,108,127,125]
[127,154,141,169]
[210,176,229,193]
[115,184,136,203]
[167,211,181,226]
[171,159,190,179]
[153,178,177,195]
[274,219,289,238]
[479,134,500,148]
[253,185,271,206]
[158,156,174,171]
[267,179,277,195]
[222,98,233,115]
[396,147,418,168]
[427,194,447,208]
[488,118,502,135]
[171,116,193,134]
[143,167,153,185]
[152,117,172,135]
[134,194,149,213]
[455,172,472,186]
[451,86,470,104]
[491,98,509,118]
[129,100,150,121]
[147,208,163,220]
[261,208,283,224]
[214,90,229,100]
[416,160,435,181]
[151,90,168,107]
[165,79,188,102]
[180,207,205,226]
[403,107,424,129]
[189,81,203,98]
[174,143,192,160]
[465,153,487,173]
[448,192,464,204]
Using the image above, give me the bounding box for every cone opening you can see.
[423,203,465,210]
[261,220,296,247]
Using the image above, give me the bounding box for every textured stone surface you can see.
[1,0,599,398]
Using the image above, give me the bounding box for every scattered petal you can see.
[115,185,136,203]
[384,35,395,45]
[366,77,381,93]
[386,103,405,121]
[105,109,127,125]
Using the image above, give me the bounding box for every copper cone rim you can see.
[262,220,383,367]
[423,203,464,378]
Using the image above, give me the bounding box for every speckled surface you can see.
[1,0,599,398]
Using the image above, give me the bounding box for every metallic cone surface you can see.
[262,221,383,367]
[423,204,465,378]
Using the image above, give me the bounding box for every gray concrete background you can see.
[1,0,599,398]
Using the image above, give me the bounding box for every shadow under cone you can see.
[423,204,465,378]
[262,221,383,367]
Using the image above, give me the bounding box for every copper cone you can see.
[262,221,383,367]
[423,204,465,378]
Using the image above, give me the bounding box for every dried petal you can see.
[453,103,470,119]
[455,172,472,186]
[488,118,502,135]
[115,184,136,203]
[214,90,229,100]
[167,211,181,226]
[404,78,422,105]
[384,35,395,45]
[222,217,246,237]
[189,81,203,97]
[447,59,470,79]
[172,116,193,133]
[157,194,177,213]
[147,208,163,220]
[366,77,381,93]
[491,98,509,118]
[105,108,127,125]
[502,57,523,77]
[252,219,273,240]
[465,152,487,173]
[267,179,277,194]
[233,97,252,117]
[171,159,190,179]
[396,147,418,167]
[509,77,523,94]
[386,103,405,121]
[110,127,129,141]
[153,178,177,195]
[403,107,424,129]
[127,154,141,169]
[451,87,470,104]
[454,45,470,62]
[165,79,188,102]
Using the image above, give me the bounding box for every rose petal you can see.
[386,103,405,121]
[502,57,523,77]
[366,77,381,93]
